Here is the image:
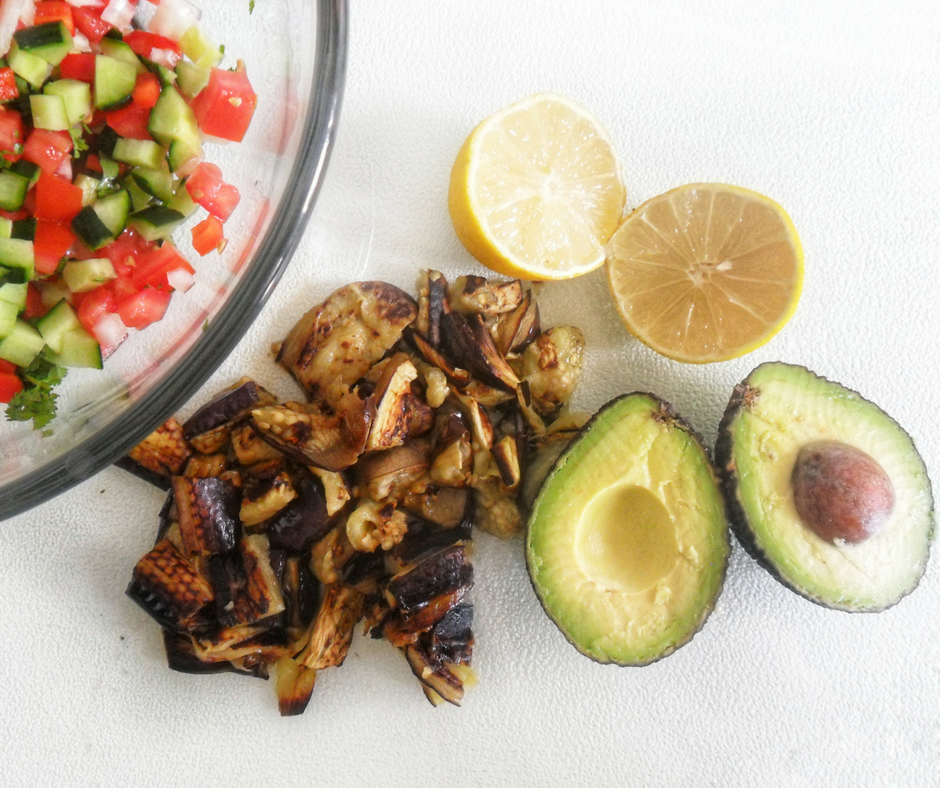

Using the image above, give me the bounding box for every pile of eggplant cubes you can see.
[123,271,586,714]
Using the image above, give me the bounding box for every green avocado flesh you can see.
[717,362,934,612]
[525,393,729,665]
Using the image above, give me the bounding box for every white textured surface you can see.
[2,1,940,785]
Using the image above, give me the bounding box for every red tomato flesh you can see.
[0,372,24,403]
[35,172,84,223]
[191,215,224,256]
[59,52,96,84]
[34,220,77,275]
[117,287,172,330]
[185,162,240,222]
[33,1,75,34]
[22,129,73,175]
[0,67,19,102]
[72,7,113,44]
[191,67,258,143]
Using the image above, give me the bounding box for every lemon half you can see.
[606,183,803,364]
[449,93,626,281]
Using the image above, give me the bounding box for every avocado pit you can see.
[575,485,679,593]
[791,440,895,544]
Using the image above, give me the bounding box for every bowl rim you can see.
[0,0,349,521]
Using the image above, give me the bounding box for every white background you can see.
[2,1,939,785]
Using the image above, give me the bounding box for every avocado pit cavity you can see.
[791,440,895,544]
[575,484,679,592]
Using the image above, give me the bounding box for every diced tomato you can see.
[191,215,224,256]
[75,286,115,335]
[0,359,16,375]
[59,52,96,84]
[22,282,50,320]
[0,107,25,155]
[35,172,84,223]
[130,243,195,290]
[0,68,18,102]
[116,287,172,330]
[124,31,182,66]
[34,220,77,275]
[191,67,258,144]
[84,154,102,173]
[22,129,73,175]
[72,7,113,44]
[99,230,149,278]
[185,162,240,222]
[132,72,161,110]
[108,277,139,303]
[33,1,75,35]
[106,102,153,141]
[0,372,23,403]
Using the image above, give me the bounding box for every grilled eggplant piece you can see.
[442,311,520,391]
[232,424,284,466]
[183,378,276,440]
[357,440,431,502]
[277,281,418,405]
[251,394,374,472]
[387,543,473,613]
[428,602,474,665]
[184,453,228,478]
[519,326,585,417]
[404,643,467,707]
[275,657,317,716]
[494,289,540,357]
[118,417,193,489]
[365,354,433,452]
[240,534,286,623]
[172,476,239,557]
[265,469,333,553]
[449,275,524,316]
[163,629,268,677]
[310,525,356,585]
[400,486,472,530]
[239,461,297,528]
[296,584,365,670]
[127,539,214,631]
[345,498,409,553]
[472,477,524,539]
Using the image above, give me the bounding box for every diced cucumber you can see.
[94,55,138,110]
[7,43,51,89]
[99,155,120,181]
[179,26,223,70]
[74,174,99,206]
[128,205,186,242]
[35,299,80,353]
[12,22,73,66]
[0,298,17,339]
[29,93,70,131]
[112,137,165,170]
[0,319,45,367]
[175,60,210,99]
[0,237,34,282]
[43,79,93,126]
[44,325,102,369]
[99,38,145,73]
[167,135,203,175]
[167,182,199,218]
[71,190,130,249]
[62,258,117,293]
[131,166,176,203]
[0,218,12,239]
[0,169,30,212]
[148,85,201,147]
[127,176,153,212]
[0,282,28,308]
[11,217,36,241]
[10,159,40,185]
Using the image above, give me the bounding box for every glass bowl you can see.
[0,0,347,520]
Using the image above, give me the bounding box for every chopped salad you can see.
[0,0,257,429]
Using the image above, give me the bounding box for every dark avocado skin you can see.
[525,391,730,665]
[714,361,935,613]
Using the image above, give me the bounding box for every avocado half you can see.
[525,393,730,665]
[715,362,935,612]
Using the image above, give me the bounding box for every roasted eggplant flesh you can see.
[124,272,585,713]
